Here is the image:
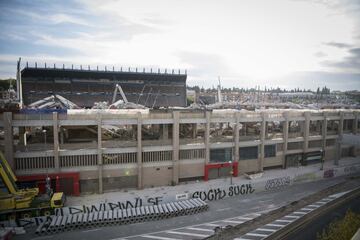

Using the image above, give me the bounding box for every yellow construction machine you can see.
[0,152,65,220]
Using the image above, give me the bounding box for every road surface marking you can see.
[317,201,328,204]
[82,228,101,233]
[216,207,231,212]
[275,219,293,223]
[308,204,321,208]
[222,220,244,224]
[234,238,252,240]
[301,208,313,211]
[322,197,333,201]
[267,223,285,227]
[293,211,307,215]
[285,215,300,219]
[166,230,209,238]
[186,227,214,232]
[141,235,180,240]
[236,216,253,220]
[246,232,268,237]
[257,228,277,232]
[203,223,220,227]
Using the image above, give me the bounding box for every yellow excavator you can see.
[0,152,65,220]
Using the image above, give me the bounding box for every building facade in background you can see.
[21,65,187,108]
[1,109,359,194]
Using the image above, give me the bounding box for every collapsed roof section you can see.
[28,95,80,109]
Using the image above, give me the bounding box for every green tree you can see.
[317,209,360,240]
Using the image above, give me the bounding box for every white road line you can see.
[308,204,321,208]
[236,216,253,220]
[276,219,293,223]
[301,208,313,211]
[166,230,209,238]
[251,213,261,217]
[216,207,231,212]
[186,227,214,232]
[257,228,277,232]
[234,238,253,240]
[141,235,180,240]
[82,228,101,233]
[293,211,307,215]
[203,223,220,227]
[222,220,244,224]
[322,198,333,201]
[317,201,328,204]
[246,232,268,237]
[267,223,285,227]
[285,215,300,219]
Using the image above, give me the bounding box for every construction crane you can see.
[0,152,65,220]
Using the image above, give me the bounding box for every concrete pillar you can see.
[97,114,103,194]
[234,112,240,163]
[259,112,266,171]
[205,111,211,164]
[137,112,143,189]
[282,112,289,168]
[336,112,344,165]
[192,124,197,139]
[322,112,328,151]
[304,112,310,152]
[160,124,169,140]
[53,112,60,171]
[3,112,14,171]
[172,111,180,185]
[353,112,358,134]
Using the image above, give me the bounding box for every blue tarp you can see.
[20,109,67,114]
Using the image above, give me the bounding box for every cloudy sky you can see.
[0,0,359,91]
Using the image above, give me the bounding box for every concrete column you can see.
[192,124,197,139]
[234,112,240,163]
[53,112,60,171]
[97,114,103,194]
[336,112,344,165]
[205,111,211,164]
[322,113,328,151]
[160,124,169,140]
[259,112,266,171]
[172,111,180,185]
[137,112,143,189]
[3,112,14,171]
[304,112,310,153]
[353,112,358,134]
[282,112,289,168]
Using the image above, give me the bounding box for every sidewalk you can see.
[65,157,360,209]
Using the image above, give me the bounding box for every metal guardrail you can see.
[35,198,208,235]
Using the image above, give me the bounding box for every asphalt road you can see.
[18,176,351,240]
[285,191,360,240]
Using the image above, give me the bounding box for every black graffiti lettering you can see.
[108,202,119,211]
[69,206,83,215]
[246,184,255,194]
[265,176,291,191]
[147,196,163,205]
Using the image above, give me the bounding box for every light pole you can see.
[43,129,51,196]
[320,149,324,170]
[229,160,233,185]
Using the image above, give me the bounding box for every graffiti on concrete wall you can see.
[323,169,336,178]
[191,183,255,201]
[56,196,164,216]
[344,166,358,174]
[265,176,291,191]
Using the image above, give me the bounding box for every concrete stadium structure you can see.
[0,109,359,194]
[21,65,187,108]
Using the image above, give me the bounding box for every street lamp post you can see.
[229,160,233,185]
[43,129,51,196]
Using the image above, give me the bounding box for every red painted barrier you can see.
[17,172,80,196]
[204,161,238,181]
